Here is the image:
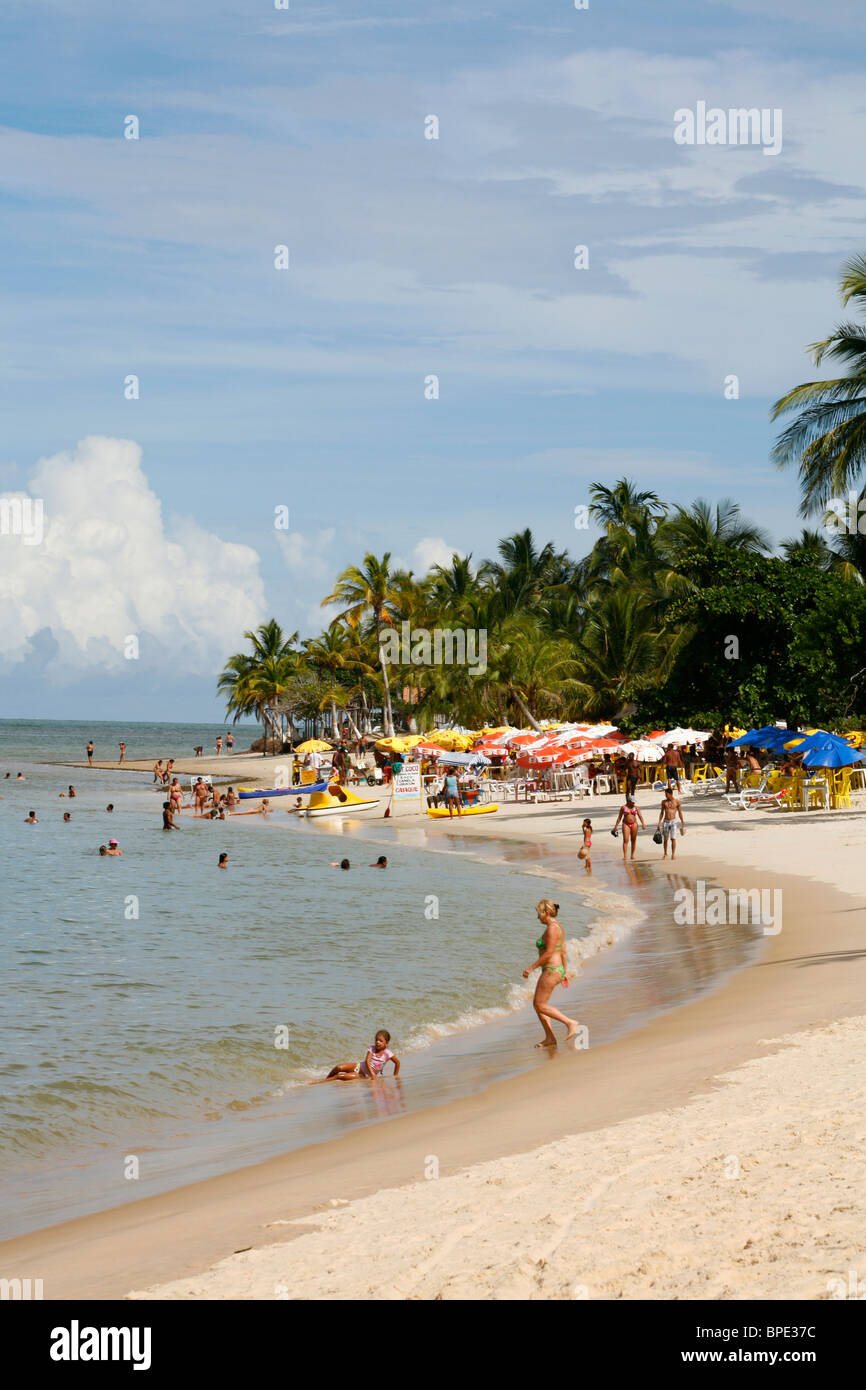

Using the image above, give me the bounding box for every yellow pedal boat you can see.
[426,803,498,818]
[299,785,381,818]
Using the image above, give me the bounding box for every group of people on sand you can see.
[611,784,685,861]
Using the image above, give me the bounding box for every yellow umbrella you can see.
[375,735,423,753]
[296,739,332,753]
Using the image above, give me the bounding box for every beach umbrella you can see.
[375,735,424,753]
[619,740,663,761]
[436,750,491,766]
[798,743,866,769]
[728,726,794,749]
[650,727,710,746]
[296,739,332,753]
[782,729,854,752]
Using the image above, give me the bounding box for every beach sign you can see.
[392,761,422,810]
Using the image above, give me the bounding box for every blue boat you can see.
[237,782,328,800]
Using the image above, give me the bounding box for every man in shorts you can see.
[657,786,685,860]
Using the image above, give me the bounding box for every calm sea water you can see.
[0,720,764,1239]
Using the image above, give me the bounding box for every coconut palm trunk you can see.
[377,620,395,736]
[509,688,542,731]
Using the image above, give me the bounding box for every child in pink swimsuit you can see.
[322,1030,401,1082]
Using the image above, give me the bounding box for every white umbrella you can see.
[620,740,663,761]
[650,727,710,746]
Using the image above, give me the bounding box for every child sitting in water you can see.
[321,1030,400,1082]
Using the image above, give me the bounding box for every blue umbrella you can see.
[729,726,796,749]
[782,729,854,752]
[799,743,866,769]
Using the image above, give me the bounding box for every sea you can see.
[0,719,764,1239]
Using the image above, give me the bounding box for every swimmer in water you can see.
[63,812,71,822]
[68,785,76,798]
[98,845,107,855]
[320,1030,400,1083]
[369,855,388,868]
[25,811,38,823]
[105,838,123,856]
[162,801,179,831]
[218,852,228,868]
[329,858,351,870]
[259,798,273,815]
[523,899,581,1048]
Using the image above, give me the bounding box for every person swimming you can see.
[329,858,351,870]
[218,852,228,868]
[25,810,38,823]
[370,855,388,867]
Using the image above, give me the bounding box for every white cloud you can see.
[411,537,465,575]
[275,527,336,581]
[0,436,265,676]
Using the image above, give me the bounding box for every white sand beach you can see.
[4,785,865,1301]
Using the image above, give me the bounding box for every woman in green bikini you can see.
[523,899,581,1048]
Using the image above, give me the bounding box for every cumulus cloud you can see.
[411,538,465,575]
[0,436,265,677]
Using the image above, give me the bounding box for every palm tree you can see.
[661,499,770,556]
[323,554,401,736]
[303,626,362,740]
[772,253,866,515]
[218,620,299,753]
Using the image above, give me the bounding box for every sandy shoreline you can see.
[3,787,865,1299]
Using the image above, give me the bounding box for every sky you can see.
[1,0,865,719]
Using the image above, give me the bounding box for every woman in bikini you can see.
[523,899,581,1048]
[613,794,645,860]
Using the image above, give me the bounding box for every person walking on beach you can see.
[657,786,685,860]
[86,740,94,766]
[118,742,126,764]
[578,818,592,872]
[523,900,581,1048]
[613,795,645,860]
[444,770,462,817]
[216,735,223,756]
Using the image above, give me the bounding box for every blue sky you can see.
[1,0,865,719]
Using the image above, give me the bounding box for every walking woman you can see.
[613,794,645,860]
[523,899,581,1048]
